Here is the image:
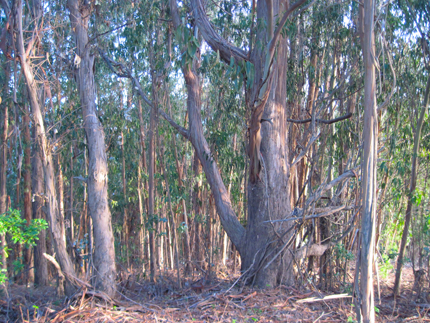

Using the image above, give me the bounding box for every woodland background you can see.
[0,0,429,321]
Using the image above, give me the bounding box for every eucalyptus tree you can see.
[356,0,378,320]
[67,0,117,296]
[5,0,77,293]
[165,0,363,288]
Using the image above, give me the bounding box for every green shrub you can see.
[0,208,48,284]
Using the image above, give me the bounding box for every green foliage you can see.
[334,243,354,262]
[0,209,48,284]
[379,254,395,279]
[0,209,47,247]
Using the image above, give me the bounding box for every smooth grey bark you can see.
[67,0,116,296]
[357,0,378,321]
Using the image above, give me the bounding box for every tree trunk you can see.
[242,0,295,287]
[169,0,312,288]
[32,117,48,287]
[357,1,378,321]
[67,0,116,296]
[137,100,148,264]
[0,103,8,273]
[170,0,246,257]
[393,75,430,295]
[69,145,75,266]
[15,0,76,294]
[172,132,192,275]
[192,151,203,271]
[148,64,158,283]
[121,131,130,268]
[56,155,66,248]
[23,111,34,284]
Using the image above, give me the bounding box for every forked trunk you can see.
[169,0,311,288]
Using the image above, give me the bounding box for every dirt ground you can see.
[1,265,429,322]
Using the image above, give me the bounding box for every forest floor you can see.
[1,263,429,322]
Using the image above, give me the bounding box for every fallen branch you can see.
[297,293,352,303]
[43,253,65,296]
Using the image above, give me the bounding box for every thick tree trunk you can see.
[67,0,116,296]
[242,0,295,287]
[393,75,430,295]
[169,0,312,288]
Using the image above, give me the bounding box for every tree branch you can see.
[377,40,396,112]
[88,23,131,44]
[265,205,347,223]
[291,132,320,167]
[97,48,189,139]
[189,0,248,64]
[306,166,360,206]
[287,112,353,125]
